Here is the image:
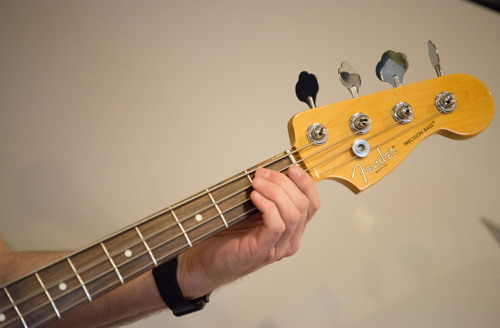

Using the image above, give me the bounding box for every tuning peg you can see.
[376,50,409,87]
[338,61,361,98]
[427,40,443,77]
[295,71,319,108]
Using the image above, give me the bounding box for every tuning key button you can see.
[392,102,414,124]
[376,50,409,87]
[338,61,361,98]
[428,40,443,77]
[295,71,319,109]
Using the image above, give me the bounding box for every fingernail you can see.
[256,168,271,178]
[288,165,301,178]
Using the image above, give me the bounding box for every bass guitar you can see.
[0,42,494,327]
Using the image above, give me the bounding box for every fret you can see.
[170,210,192,247]
[2,287,27,328]
[67,258,92,301]
[4,273,57,327]
[34,273,60,319]
[70,245,119,299]
[244,170,253,183]
[135,227,158,266]
[136,212,191,263]
[34,259,89,318]
[184,212,230,245]
[206,190,228,228]
[100,229,156,281]
[210,170,253,225]
[100,243,124,284]
[0,150,301,327]
[171,193,219,231]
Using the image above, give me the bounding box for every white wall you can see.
[1,1,499,327]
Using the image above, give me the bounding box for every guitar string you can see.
[0,205,260,328]
[0,111,443,325]
[298,112,442,177]
[0,142,328,316]
[0,197,257,325]
[0,110,440,321]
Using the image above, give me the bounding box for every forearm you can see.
[46,270,165,328]
[0,247,166,328]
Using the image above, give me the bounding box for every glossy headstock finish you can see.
[288,73,494,193]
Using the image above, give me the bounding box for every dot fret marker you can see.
[58,282,67,291]
[195,214,203,222]
[0,313,6,322]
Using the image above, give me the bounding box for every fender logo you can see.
[352,146,398,183]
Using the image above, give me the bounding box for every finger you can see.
[252,169,306,258]
[287,165,321,220]
[249,189,286,262]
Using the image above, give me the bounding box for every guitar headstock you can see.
[288,46,494,193]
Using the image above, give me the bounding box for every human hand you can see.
[176,165,320,299]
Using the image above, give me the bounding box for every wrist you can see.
[152,258,211,316]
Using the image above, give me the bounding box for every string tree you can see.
[338,61,361,98]
[375,50,409,87]
[295,71,319,109]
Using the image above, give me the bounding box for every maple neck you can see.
[0,150,300,328]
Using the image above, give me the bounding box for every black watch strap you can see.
[152,257,210,316]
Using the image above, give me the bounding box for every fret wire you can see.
[85,149,301,264]
[15,248,158,324]
[67,258,92,301]
[0,241,160,326]
[0,149,299,327]
[152,205,259,265]
[70,196,258,302]
[0,153,292,319]
[3,287,28,328]
[35,273,61,319]
[0,110,424,326]
[100,243,125,284]
[78,205,260,310]
[244,170,253,183]
[2,196,260,327]
[206,189,228,228]
[47,149,294,295]
[105,155,293,260]
[134,227,158,266]
[170,209,193,247]
[131,147,305,227]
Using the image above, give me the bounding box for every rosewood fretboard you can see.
[0,150,300,328]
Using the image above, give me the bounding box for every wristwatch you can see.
[152,257,211,316]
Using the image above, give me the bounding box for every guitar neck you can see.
[0,149,300,328]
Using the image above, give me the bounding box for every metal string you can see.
[0,111,442,327]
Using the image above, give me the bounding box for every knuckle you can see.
[285,208,301,226]
[297,195,310,214]
[286,242,300,257]
[264,248,277,264]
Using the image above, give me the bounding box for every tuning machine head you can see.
[376,50,409,87]
[428,40,443,77]
[338,61,361,98]
[295,71,319,109]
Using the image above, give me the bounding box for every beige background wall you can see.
[1,1,499,327]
